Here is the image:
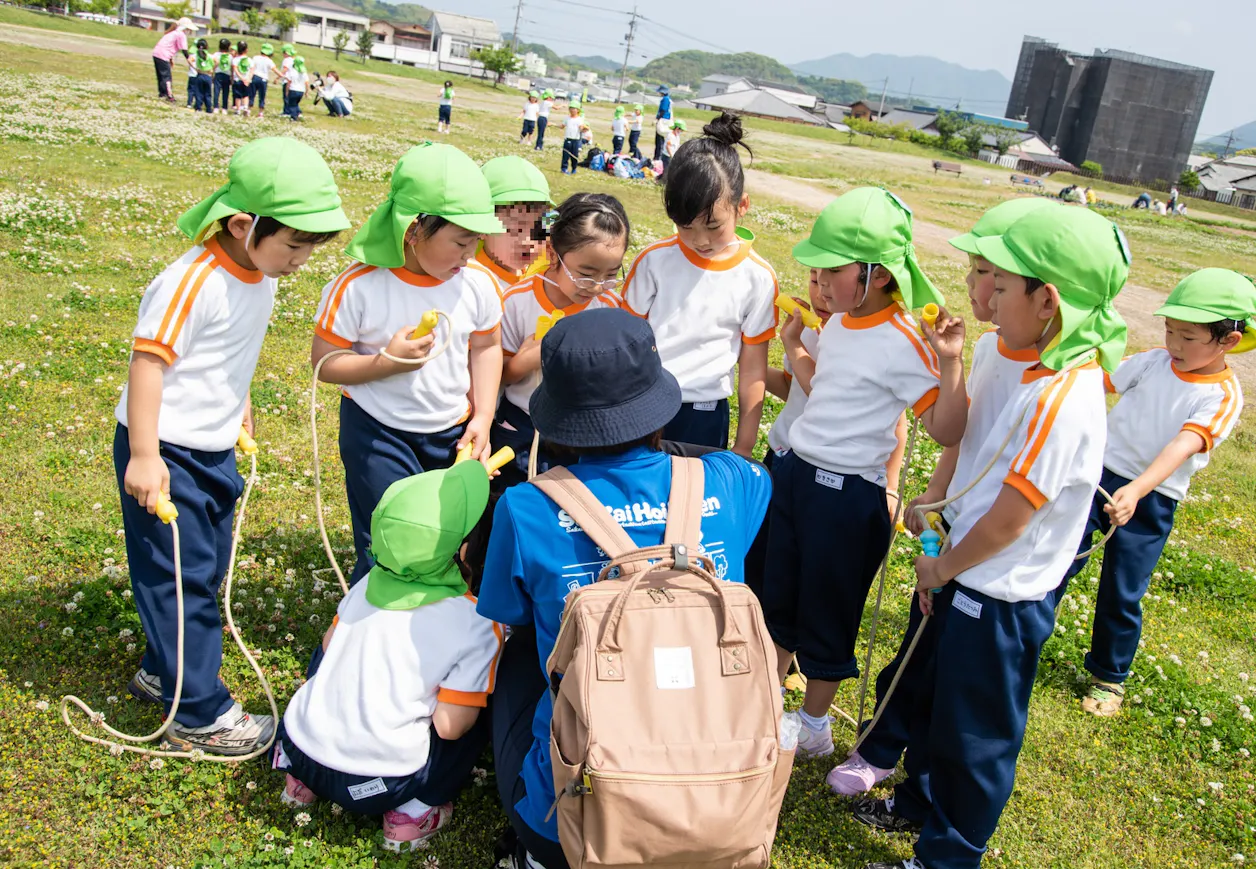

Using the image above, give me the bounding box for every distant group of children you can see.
[179,38,312,120]
[112,104,1253,869]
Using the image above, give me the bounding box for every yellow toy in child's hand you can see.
[920,304,940,329]
[154,493,178,524]
[486,446,515,473]
[409,310,439,340]
[924,511,943,532]
[775,296,821,330]
[536,310,566,341]
[455,442,476,464]
[236,427,257,456]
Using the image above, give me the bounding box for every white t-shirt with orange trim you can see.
[314,261,502,433]
[474,247,523,299]
[949,362,1107,603]
[943,329,1039,523]
[1102,348,1243,500]
[622,236,778,402]
[116,236,275,452]
[282,581,503,778]
[500,275,624,414]
[788,303,940,484]
[767,323,821,455]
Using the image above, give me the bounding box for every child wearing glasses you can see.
[493,193,631,486]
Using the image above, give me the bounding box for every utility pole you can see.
[511,0,522,53]
[615,7,638,105]
[905,77,914,107]
[1221,129,1236,159]
[875,78,888,120]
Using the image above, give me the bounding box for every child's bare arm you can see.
[905,445,959,534]
[502,336,541,385]
[765,367,791,400]
[123,352,170,513]
[733,340,768,458]
[920,309,967,447]
[462,329,504,462]
[779,311,815,395]
[1106,430,1205,525]
[310,331,434,385]
[885,412,908,517]
[432,701,480,740]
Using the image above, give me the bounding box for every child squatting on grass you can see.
[274,463,504,852]
[115,138,349,757]
[1060,267,1253,717]
[854,205,1131,869]
[310,143,505,589]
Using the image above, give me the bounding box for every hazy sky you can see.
[459,0,1252,138]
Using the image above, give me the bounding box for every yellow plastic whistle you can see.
[921,304,940,329]
[486,446,516,474]
[409,310,440,340]
[154,493,178,524]
[455,441,476,464]
[775,296,821,330]
[536,310,566,341]
[924,511,943,532]
[236,426,257,456]
[521,251,550,280]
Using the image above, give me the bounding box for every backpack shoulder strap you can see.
[532,467,637,559]
[663,456,705,549]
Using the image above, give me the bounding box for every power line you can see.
[615,7,639,103]
[540,0,632,12]
[635,16,737,54]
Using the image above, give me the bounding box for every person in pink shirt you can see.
[152,17,197,103]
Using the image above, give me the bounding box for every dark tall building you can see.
[1006,36,1213,182]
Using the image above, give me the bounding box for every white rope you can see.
[310,311,453,596]
[61,444,280,762]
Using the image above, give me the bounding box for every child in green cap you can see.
[559,102,588,174]
[475,155,553,295]
[1061,267,1252,718]
[438,80,455,133]
[520,90,540,147]
[212,38,233,114]
[281,55,308,121]
[830,195,1059,798]
[855,205,1129,869]
[191,38,214,114]
[536,89,554,150]
[231,40,251,116]
[661,117,686,175]
[629,103,645,159]
[312,142,505,588]
[249,42,276,117]
[611,105,627,155]
[115,138,349,756]
[275,462,503,852]
[765,187,966,761]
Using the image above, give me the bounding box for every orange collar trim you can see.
[677,236,754,272]
[841,301,902,330]
[390,267,445,288]
[205,235,263,284]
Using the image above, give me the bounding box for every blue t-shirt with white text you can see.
[476,446,771,841]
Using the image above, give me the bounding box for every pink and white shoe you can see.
[280,774,318,807]
[827,752,894,796]
[383,802,452,852]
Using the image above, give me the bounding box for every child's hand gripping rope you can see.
[62,426,278,762]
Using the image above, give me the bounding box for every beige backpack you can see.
[533,457,794,869]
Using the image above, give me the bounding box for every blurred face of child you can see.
[989,266,1051,350]
[675,194,749,260]
[408,222,481,281]
[815,262,891,314]
[1164,317,1238,373]
[965,254,996,322]
[549,232,627,306]
[569,106,580,116]
[483,203,547,273]
[806,268,831,321]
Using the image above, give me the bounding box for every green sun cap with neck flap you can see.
[950,196,1059,256]
[481,155,553,206]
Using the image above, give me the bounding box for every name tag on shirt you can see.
[815,469,844,490]
[692,401,718,412]
[347,777,388,801]
[952,590,983,620]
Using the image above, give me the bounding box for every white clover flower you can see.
[34,700,49,711]
[295,811,311,827]
[149,758,165,770]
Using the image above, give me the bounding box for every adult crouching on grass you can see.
[476,308,771,869]
[317,71,354,118]
[151,18,198,104]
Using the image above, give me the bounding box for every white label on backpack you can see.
[654,646,696,690]
[692,401,718,411]
[347,777,388,801]
[815,469,844,490]
[952,591,983,620]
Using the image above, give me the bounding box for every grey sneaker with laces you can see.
[162,702,275,756]
[127,667,163,705]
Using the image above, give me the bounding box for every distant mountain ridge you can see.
[790,52,1012,113]
[335,0,432,26]
[1198,120,1256,154]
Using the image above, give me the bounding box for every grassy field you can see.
[2,14,1256,869]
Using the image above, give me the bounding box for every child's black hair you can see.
[1206,317,1245,343]
[662,112,752,227]
[218,38,231,51]
[1025,277,1046,294]
[405,214,451,244]
[444,80,453,87]
[237,40,248,54]
[196,38,208,51]
[549,193,630,257]
[249,214,340,246]
[856,263,900,294]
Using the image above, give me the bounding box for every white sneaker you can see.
[163,701,275,756]
[827,751,894,795]
[794,712,835,758]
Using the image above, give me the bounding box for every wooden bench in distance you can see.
[1010,174,1045,188]
[932,160,963,176]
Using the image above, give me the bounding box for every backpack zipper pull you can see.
[544,770,594,822]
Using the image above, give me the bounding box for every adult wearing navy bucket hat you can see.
[477,308,772,869]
